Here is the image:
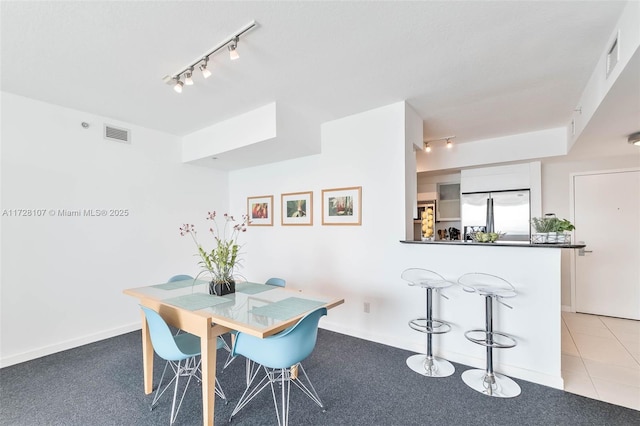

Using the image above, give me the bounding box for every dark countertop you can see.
[400,240,586,249]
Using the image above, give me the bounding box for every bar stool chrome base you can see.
[407,354,455,377]
[461,369,521,398]
[401,268,456,380]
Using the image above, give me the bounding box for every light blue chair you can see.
[222,277,287,371]
[167,275,193,337]
[140,306,227,425]
[167,274,193,282]
[229,307,327,425]
[265,277,286,287]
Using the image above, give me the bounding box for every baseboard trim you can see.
[321,320,564,390]
[0,322,141,368]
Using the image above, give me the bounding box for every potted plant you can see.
[531,215,557,243]
[179,211,249,296]
[552,218,575,244]
[531,215,575,244]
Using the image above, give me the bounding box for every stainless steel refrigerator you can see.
[461,189,531,241]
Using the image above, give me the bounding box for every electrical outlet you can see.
[363,302,370,313]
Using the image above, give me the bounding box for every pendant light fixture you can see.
[162,20,257,93]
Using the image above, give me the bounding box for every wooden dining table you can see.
[123,279,344,426]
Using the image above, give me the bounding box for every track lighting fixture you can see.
[199,58,212,78]
[162,20,257,93]
[184,68,194,86]
[628,131,640,146]
[228,37,240,60]
[423,136,456,153]
[173,78,183,93]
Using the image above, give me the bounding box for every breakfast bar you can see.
[398,240,585,389]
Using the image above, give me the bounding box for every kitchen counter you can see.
[400,240,585,249]
[397,238,577,390]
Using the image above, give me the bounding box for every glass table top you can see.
[131,279,340,334]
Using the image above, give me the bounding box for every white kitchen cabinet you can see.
[437,182,460,221]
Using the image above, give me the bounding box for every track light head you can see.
[628,131,640,146]
[446,138,453,148]
[184,68,194,85]
[173,78,184,93]
[424,143,431,153]
[228,37,240,60]
[199,58,212,78]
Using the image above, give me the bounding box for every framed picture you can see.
[247,195,273,226]
[321,186,362,225]
[281,191,313,226]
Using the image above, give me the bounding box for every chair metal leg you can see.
[151,360,172,410]
[169,359,182,425]
[230,365,271,420]
[230,363,325,425]
[268,368,290,426]
[150,356,225,425]
[290,363,325,410]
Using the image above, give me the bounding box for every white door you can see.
[574,170,640,320]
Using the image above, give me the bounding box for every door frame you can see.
[569,167,640,313]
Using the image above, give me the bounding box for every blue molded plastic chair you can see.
[140,306,227,425]
[168,275,193,283]
[265,277,286,287]
[167,274,193,282]
[166,275,193,337]
[222,277,287,371]
[229,307,327,425]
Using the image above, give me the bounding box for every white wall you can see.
[540,153,640,308]
[0,93,227,367]
[229,101,411,342]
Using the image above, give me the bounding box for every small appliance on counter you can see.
[448,227,460,240]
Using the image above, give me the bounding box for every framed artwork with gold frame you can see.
[281,191,313,226]
[321,186,361,226]
[247,195,273,226]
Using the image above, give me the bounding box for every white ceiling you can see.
[1,1,636,166]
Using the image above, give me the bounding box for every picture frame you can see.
[281,191,313,226]
[321,186,362,226]
[247,195,273,226]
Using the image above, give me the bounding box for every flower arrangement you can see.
[180,211,249,293]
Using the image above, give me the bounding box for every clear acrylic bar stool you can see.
[458,272,521,398]
[401,268,455,378]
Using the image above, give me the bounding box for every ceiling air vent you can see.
[103,124,131,144]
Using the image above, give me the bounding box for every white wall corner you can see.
[181,102,277,162]
[405,102,423,239]
[405,102,424,151]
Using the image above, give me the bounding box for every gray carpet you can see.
[1,329,639,425]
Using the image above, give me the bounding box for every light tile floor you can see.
[562,311,640,410]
